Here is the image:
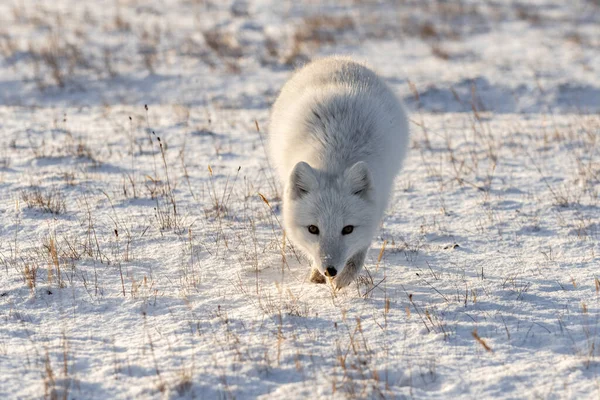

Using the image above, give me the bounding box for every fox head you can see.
[283,161,377,280]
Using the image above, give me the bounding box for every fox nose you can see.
[325,266,337,277]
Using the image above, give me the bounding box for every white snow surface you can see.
[0,0,599,399]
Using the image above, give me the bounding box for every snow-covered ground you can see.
[1,1,599,398]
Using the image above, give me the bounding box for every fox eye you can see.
[307,225,320,235]
[341,225,354,235]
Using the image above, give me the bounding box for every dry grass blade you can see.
[375,240,387,272]
[258,192,270,206]
[472,330,493,352]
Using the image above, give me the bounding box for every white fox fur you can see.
[269,56,409,289]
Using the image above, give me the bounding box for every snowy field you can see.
[1,1,599,398]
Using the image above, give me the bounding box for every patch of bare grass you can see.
[21,187,66,214]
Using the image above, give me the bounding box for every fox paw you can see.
[309,268,326,284]
[332,272,355,290]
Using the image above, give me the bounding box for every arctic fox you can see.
[269,56,409,289]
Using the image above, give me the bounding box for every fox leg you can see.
[333,249,367,290]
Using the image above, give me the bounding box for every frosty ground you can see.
[0,1,599,399]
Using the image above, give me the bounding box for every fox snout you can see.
[320,259,341,278]
[319,245,343,278]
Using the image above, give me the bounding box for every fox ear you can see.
[289,161,317,199]
[345,161,372,200]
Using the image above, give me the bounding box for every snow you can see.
[0,0,599,399]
